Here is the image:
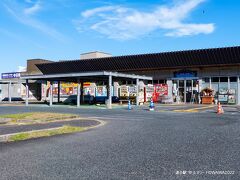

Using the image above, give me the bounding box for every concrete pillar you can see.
[177,80,179,97]
[184,80,187,103]
[77,79,81,107]
[228,77,230,90]
[108,75,112,109]
[167,80,173,97]
[25,79,29,106]
[209,77,212,89]
[218,77,220,102]
[191,80,193,97]
[49,81,53,106]
[198,79,202,92]
[57,81,61,103]
[136,78,139,106]
[237,77,240,105]
[198,79,202,104]
[8,81,12,103]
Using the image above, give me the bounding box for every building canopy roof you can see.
[36,46,240,75]
[21,71,152,81]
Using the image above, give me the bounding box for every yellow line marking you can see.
[173,105,215,113]
[173,110,194,112]
[157,104,187,106]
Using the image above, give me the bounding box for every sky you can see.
[0,0,240,75]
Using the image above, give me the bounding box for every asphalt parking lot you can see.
[0,105,240,180]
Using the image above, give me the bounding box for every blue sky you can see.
[0,0,240,75]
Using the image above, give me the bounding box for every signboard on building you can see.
[120,85,129,97]
[145,85,154,101]
[129,86,137,97]
[96,86,107,97]
[174,70,197,78]
[1,72,21,79]
[83,87,95,96]
[155,84,168,96]
[61,82,78,88]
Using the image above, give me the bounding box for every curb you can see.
[0,119,105,143]
[0,127,61,142]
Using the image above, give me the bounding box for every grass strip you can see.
[9,125,85,142]
[0,112,80,125]
[0,113,34,120]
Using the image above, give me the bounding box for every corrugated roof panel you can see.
[36,46,240,74]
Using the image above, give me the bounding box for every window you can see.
[202,77,210,83]
[153,80,158,84]
[212,77,219,82]
[147,80,153,84]
[230,77,237,91]
[159,80,165,84]
[230,77,237,82]
[202,77,210,89]
[127,81,132,85]
[220,77,228,82]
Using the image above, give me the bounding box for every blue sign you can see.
[174,70,197,78]
[1,72,21,79]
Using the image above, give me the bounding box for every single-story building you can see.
[1,46,240,106]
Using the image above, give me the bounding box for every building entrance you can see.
[173,79,199,103]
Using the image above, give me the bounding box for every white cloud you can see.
[24,1,41,15]
[75,0,215,40]
[165,23,215,37]
[3,1,66,41]
[81,6,119,18]
[18,66,27,72]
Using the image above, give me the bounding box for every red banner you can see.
[152,84,168,102]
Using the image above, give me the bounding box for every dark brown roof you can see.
[36,46,240,75]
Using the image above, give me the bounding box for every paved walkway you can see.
[0,119,100,135]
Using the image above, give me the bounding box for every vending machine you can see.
[120,85,129,100]
[152,84,168,102]
[138,85,145,104]
[129,86,137,96]
[128,85,137,103]
[144,84,154,102]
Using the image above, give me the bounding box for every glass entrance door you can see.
[178,80,184,103]
[173,79,198,103]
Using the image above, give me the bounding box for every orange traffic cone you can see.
[217,102,224,114]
